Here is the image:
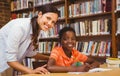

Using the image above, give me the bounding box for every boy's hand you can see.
[76,63,91,72]
[90,61,100,69]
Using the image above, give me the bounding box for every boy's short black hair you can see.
[59,26,76,40]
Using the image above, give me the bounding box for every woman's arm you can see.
[7,61,49,74]
[32,53,49,60]
[7,61,33,74]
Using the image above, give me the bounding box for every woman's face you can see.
[37,12,58,31]
[61,31,76,51]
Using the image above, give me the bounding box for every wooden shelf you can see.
[88,55,106,64]
[39,37,59,42]
[35,0,65,10]
[11,8,33,13]
[76,34,112,42]
[39,34,111,42]
[57,18,65,23]
[11,0,65,14]
[68,12,112,23]
[70,0,94,4]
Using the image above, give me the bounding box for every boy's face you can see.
[61,31,76,51]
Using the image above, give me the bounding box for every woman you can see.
[47,27,100,73]
[0,4,59,74]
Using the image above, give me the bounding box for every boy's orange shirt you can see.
[50,46,88,66]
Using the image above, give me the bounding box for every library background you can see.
[1,0,120,76]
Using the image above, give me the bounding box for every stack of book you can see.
[106,58,120,68]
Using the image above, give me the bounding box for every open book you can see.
[68,68,112,74]
[88,68,112,72]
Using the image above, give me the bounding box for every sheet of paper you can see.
[88,68,112,72]
[67,68,112,74]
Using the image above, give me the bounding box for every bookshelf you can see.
[10,0,119,69]
[67,0,115,58]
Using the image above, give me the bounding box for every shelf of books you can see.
[10,0,65,20]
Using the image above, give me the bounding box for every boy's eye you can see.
[63,38,67,40]
[62,38,76,41]
[72,38,76,40]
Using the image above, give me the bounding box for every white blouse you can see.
[0,18,37,72]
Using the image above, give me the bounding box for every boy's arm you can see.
[47,58,90,72]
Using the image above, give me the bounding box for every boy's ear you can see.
[38,11,42,17]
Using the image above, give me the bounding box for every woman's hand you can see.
[33,64,50,74]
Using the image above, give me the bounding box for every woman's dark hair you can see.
[59,26,76,41]
[31,4,59,50]
[37,4,60,15]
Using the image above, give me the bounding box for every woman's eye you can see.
[52,21,55,25]
[46,17,51,20]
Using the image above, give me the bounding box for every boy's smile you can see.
[61,31,76,51]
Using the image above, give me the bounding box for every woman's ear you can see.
[38,11,42,17]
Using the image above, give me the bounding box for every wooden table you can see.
[20,68,120,76]
[20,64,120,76]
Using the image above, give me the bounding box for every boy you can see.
[47,27,100,73]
